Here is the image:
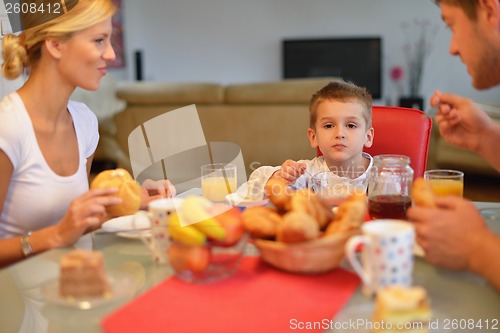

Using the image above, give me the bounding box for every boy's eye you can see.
[347,123,357,129]
[323,124,333,129]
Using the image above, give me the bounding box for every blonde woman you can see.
[0,0,170,267]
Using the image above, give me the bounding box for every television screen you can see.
[283,37,382,99]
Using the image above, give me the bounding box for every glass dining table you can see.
[0,201,499,333]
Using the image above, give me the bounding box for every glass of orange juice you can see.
[201,163,237,202]
[424,169,464,197]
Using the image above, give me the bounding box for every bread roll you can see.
[241,206,282,239]
[90,168,142,216]
[326,192,367,235]
[289,189,333,229]
[412,178,436,208]
[265,178,293,212]
[277,211,319,243]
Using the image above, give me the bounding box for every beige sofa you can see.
[104,78,499,181]
[112,78,337,177]
[427,102,500,177]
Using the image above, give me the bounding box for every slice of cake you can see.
[59,249,110,298]
[373,286,432,333]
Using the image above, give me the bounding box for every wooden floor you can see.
[464,174,500,202]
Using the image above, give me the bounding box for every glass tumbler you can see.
[201,163,237,202]
[424,169,464,197]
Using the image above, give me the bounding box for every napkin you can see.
[102,257,360,333]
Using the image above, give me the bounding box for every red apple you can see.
[167,243,211,273]
[208,204,245,247]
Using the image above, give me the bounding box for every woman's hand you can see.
[54,187,122,247]
[140,179,177,209]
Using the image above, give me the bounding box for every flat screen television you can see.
[283,37,382,99]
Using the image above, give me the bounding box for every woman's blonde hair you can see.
[1,0,116,80]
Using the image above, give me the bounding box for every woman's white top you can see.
[0,92,98,238]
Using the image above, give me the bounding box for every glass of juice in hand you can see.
[424,169,464,197]
[201,163,237,202]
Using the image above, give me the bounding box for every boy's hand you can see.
[273,160,306,185]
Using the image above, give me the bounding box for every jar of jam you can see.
[368,155,413,220]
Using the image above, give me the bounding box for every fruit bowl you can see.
[168,232,249,283]
[254,229,359,274]
[166,197,249,283]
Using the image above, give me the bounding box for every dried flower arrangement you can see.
[400,19,440,97]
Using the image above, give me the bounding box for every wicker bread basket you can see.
[254,229,359,274]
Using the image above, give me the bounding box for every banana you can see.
[181,196,226,241]
[168,212,207,246]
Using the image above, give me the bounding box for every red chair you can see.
[317,106,432,178]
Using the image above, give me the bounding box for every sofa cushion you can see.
[116,82,225,105]
[434,140,499,176]
[225,78,339,104]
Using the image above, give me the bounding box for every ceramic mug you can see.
[133,198,184,264]
[345,220,415,296]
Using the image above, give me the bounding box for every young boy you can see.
[248,80,374,194]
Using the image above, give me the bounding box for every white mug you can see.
[133,198,184,264]
[345,220,415,296]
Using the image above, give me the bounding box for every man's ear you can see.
[44,39,64,59]
[308,128,318,148]
[478,0,500,27]
[364,127,374,148]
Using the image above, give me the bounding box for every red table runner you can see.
[102,256,360,333]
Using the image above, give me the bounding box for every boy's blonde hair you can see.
[2,0,116,80]
[433,0,479,20]
[309,80,373,130]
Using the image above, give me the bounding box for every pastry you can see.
[289,188,333,229]
[59,249,110,298]
[325,192,367,235]
[90,168,142,216]
[412,178,436,208]
[276,211,319,243]
[265,178,293,211]
[373,285,432,333]
[241,206,283,239]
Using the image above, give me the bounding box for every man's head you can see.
[436,0,500,89]
[434,0,480,20]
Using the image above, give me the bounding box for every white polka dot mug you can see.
[345,220,415,296]
[133,198,184,264]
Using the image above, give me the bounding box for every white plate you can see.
[101,215,150,233]
[225,193,269,208]
[116,229,151,240]
[41,270,136,310]
[177,188,202,198]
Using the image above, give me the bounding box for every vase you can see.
[398,96,424,111]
